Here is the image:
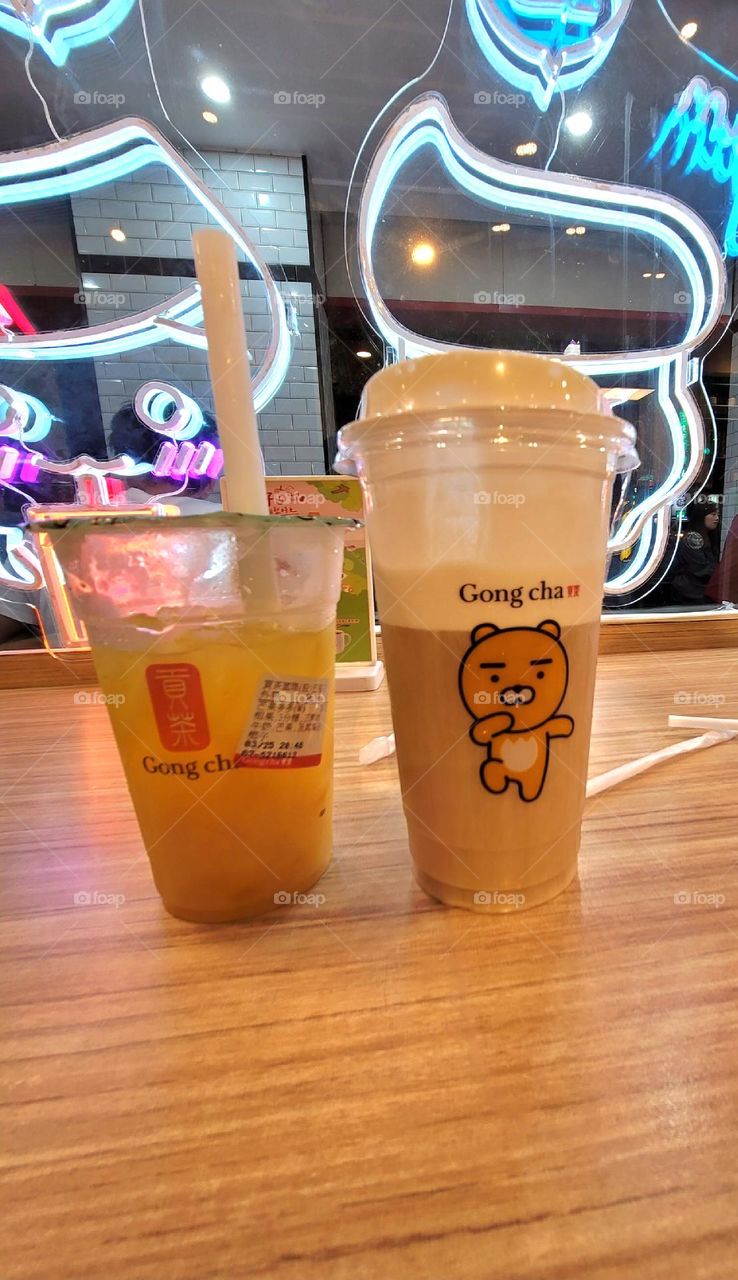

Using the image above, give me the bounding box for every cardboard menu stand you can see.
[265,476,384,692]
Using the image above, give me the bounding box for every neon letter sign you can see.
[650,76,738,257]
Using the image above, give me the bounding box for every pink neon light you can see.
[0,285,37,336]
[0,444,19,479]
[207,447,224,479]
[0,445,45,483]
[152,440,177,477]
[151,437,223,480]
[20,452,41,483]
[170,441,196,479]
[190,440,215,477]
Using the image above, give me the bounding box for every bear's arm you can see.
[547,715,574,739]
[470,712,515,744]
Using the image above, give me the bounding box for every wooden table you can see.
[2,647,738,1279]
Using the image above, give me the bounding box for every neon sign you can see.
[0,429,159,646]
[0,0,135,67]
[0,377,224,513]
[0,445,42,483]
[151,439,223,481]
[132,382,224,480]
[465,0,632,111]
[0,525,43,591]
[0,384,54,443]
[0,118,291,413]
[0,444,148,497]
[650,76,738,257]
[134,382,204,442]
[356,92,727,594]
[0,285,36,336]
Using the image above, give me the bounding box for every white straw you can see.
[668,714,738,732]
[586,730,737,798]
[192,227,268,516]
[359,732,396,765]
[360,724,738,790]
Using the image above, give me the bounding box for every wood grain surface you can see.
[599,613,738,654]
[0,647,97,690]
[2,646,738,1279]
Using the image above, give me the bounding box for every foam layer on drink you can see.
[357,430,615,632]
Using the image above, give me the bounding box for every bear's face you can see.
[459,620,569,732]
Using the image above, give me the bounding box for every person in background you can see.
[707,511,738,606]
[664,501,720,607]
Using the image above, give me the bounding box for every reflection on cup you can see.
[30,512,346,922]
[338,350,638,912]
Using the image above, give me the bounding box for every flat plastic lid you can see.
[356,349,611,423]
[26,510,359,533]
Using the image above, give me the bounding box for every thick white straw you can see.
[668,714,738,732]
[586,730,737,798]
[192,227,268,516]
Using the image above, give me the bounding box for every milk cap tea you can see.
[338,350,638,912]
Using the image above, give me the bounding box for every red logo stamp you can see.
[146,663,210,752]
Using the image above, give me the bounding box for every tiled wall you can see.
[70,151,326,474]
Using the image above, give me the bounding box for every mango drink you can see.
[94,620,336,921]
[29,512,347,922]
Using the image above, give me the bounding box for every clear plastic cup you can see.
[338,350,638,912]
[29,512,347,921]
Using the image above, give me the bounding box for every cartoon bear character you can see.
[458,619,574,802]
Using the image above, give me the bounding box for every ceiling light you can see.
[565,226,577,235]
[411,241,436,266]
[575,225,586,235]
[565,110,593,138]
[200,74,231,105]
[202,110,218,124]
[680,20,698,40]
[643,271,652,278]
[515,141,538,157]
[491,222,510,233]
[655,271,666,279]
[109,228,126,243]
[356,349,372,359]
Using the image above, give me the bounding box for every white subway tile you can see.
[138,201,172,223]
[272,175,304,194]
[264,446,296,460]
[99,200,139,219]
[255,156,289,174]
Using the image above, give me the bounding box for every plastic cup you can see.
[338,350,638,912]
[30,512,347,922]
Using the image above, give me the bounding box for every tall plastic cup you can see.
[338,350,638,912]
[29,512,347,922]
